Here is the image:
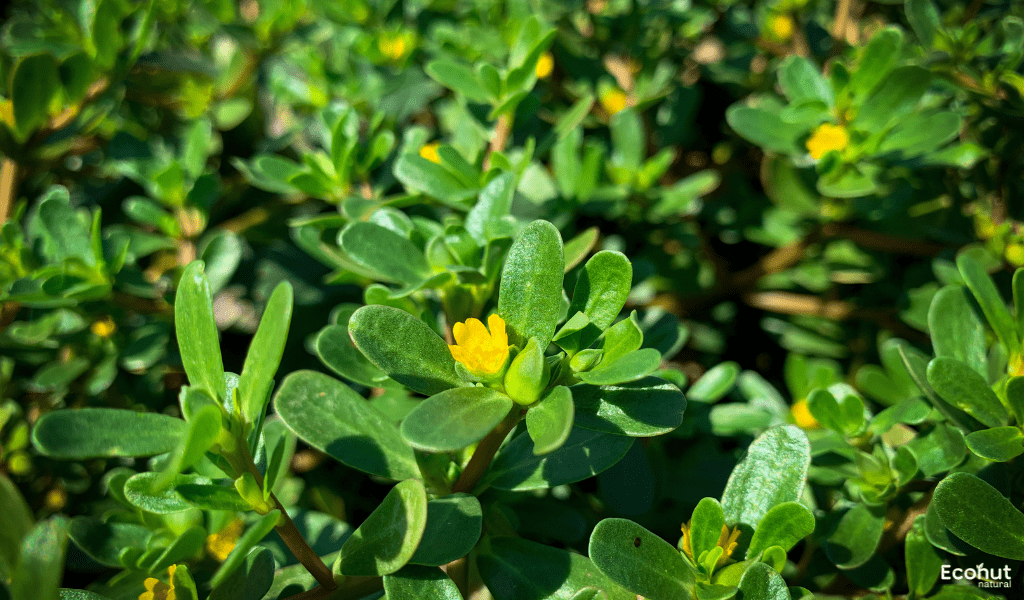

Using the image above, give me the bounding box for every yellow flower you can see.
[140,565,176,600]
[91,316,116,338]
[767,14,795,41]
[206,519,244,561]
[806,123,849,160]
[791,398,820,429]
[379,34,408,62]
[419,142,441,164]
[535,52,554,79]
[449,314,510,377]
[1005,242,1024,267]
[599,88,628,116]
[680,522,741,569]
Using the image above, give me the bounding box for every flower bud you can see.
[234,472,274,514]
[503,337,550,405]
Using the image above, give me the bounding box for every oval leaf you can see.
[498,220,565,348]
[485,427,633,491]
[926,357,1009,428]
[338,479,428,576]
[589,518,693,600]
[721,426,810,530]
[409,494,482,567]
[400,387,512,452]
[572,377,685,437]
[526,386,575,455]
[933,472,1024,560]
[33,409,186,459]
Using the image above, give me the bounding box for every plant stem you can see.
[453,408,524,494]
[242,452,336,590]
[484,113,513,171]
[0,157,19,224]
[283,577,384,600]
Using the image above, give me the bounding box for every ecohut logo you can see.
[941,563,1013,589]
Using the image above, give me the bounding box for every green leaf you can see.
[688,362,739,404]
[563,227,600,273]
[59,591,113,600]
[689,498,725,562]
[275,370,420,480]
[721,426,810,530]
[425,60,494,103]
[577,348,662,386]
[526,386,575,455]
[737,562,790,600]
[778,56,833,107]
[409,494,482,566]
[400,387,512,452]
[149,526,206,573]
[965,427,1024,462]
[340,223,432,285]
[926,357,1009,428]
[349,305,462,396]
[156,404,221,488]
[338,479,428,576]
[601,312,643,365]
[933,472,1024,560]
[957,248,1020,358]
[175,261,226,401]
[465,172,516,244]
[384,565,462,600]
[11,54,61,138]
[175,482,252,512]
[239,281,293,424]
[854,66,931,131]
[68,518,150,567]
[316,322,391,388]
[928,286,987,378]
[33,408,186,459]
[568,251,632,332]
[924,500,967,556]
[498,220,565,348]
[907,423,967,477]
[589,518,694,600]
[123,472,202,514]
[485,427,633,491]
[850,28,903,98]
[823,503,885,570]
[0,474,32,579]
[208,546,275,600]
[905,0,942,47]
[9,517,67,600]
[479,537,633,600]
[906,516,942,597]
[210,511,281,589]
[1015,268,1024,342]
[725,106,802,154]
[572,377,685,437]
[746,502,815,559]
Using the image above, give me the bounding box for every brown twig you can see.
[282,577,383,600]
[453,408,525,494]
[831,0,853,43]
[243,454,336,590]
[484,113,513,172]
[0,157,19,225]
[442,556,470,598]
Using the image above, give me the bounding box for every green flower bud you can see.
[570,348,604,373]
[503,337,550,405]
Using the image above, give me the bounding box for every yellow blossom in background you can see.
[206,519,245,561]
[791,399,820,429]
[536,52,554,78]
[767,14,795,41]
[0,100,13,129]
[680,522,741,568]
[91,316,117,338]
[449,314,510,377]
[140,565,176,600]
[379,33,408,62]
[1006,242,1024,267]
[599,88,628,115]
[419,142,441,164]
[806,123,849,160]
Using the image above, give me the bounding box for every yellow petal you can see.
[488,314,507,346]
[452,322,469,346]
[465,318,488,341]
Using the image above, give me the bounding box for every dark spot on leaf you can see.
[633,537,642,547]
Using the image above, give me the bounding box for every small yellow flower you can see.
[680,522,741,568]
[419,142,441,164]
[535,52,554,79]
[448,314,510,377]
[378,34,408,62]
[806,123,849,160]
[599,88,628,116]
[1005,242,1024,267]
[0,100,14,129]
[140,565,176,600]
[91,316,116,338]
[767,14,795,41]
[791,398,820,429]
[206,519,244,562]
